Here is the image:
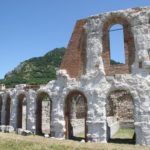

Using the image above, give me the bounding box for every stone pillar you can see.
[86,90,107,143]
[26,89,36,132]
[134,96,150,145]
[22,97,27,130]
[71,98,76,119]
[87,121,107,143]
[10,96,17,129]
[85,19,105,75]
[51,95,65,138]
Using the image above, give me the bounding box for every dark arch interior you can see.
[64,91,87,141]
[36,92,52,135]
[0,96,3,125]
[5,95,11,125]
[16,94,27,129]
[106,90,135,144]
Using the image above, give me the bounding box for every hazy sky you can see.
[0,0,150,79]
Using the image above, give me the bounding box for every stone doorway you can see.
[64,91,87,141]
[35,92,52,136]
[16,94,27,129]
[106,90,135,144]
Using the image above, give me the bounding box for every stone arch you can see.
[0,95,3,125]
[16,92,27,129]
[102,14,135,75]
[35,91,52,135]
[64,90,88,141]
[5,93,11,125]
[147,49,150,60]
[106,87,135,143]
[106,86,136,103]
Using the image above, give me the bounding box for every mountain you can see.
[110,59,123,65]
[0,47,121,88]
[0,48,65,88]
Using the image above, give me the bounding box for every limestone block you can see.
[0,125,7,133]
[143,61,150,69]
[17,128,32,136]
[5,126,14,133]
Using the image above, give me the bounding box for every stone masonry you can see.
[106,90,134,121]
[1,6,150,145]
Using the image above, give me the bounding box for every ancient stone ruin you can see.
[1,6,150,145]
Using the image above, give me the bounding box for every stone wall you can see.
[71,119,84,136]
[107,116,120,138]
[21,101,51,134]
[41,101,51,134]
[106,90,134,121]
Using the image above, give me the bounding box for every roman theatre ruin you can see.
[1,6,150,145]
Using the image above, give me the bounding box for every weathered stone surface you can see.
[5,126,14,133]
[17,128,32,136]
[0,125,6,132]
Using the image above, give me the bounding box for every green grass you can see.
[0,132,149,150]
[112,128,135,139]
[76,132,84,138]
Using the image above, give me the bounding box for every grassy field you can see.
[112,128,135,139]
[0,132,149,150]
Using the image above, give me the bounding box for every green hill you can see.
[0,47,121,88]
[0,48,65,88]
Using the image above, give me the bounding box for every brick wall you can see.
[60,19,87,79]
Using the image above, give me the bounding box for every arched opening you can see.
[35,92,52,135]
[106,90,135,144]
[109,24,125,64]
[0,95,3,125]
[16,94,27,129]
[5,94,11,125]
[102,15,135,75]
[64,91,87,141]
[148,49,150,60]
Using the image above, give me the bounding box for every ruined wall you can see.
[60,20,87,78]
[57,6,150,145]
[1,6,150,146]
[21,100,51,133]
[61,7,150,77]
[106,90,134,121]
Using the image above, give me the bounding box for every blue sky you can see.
[0,0,150,79]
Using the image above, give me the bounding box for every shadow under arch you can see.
[102,14,136,75]
[106,87,135,144]
[0,95,3,125]
[64,90,88,141]
[5,93,11,125]
[16,93,27,129]
[35,91,52,136]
